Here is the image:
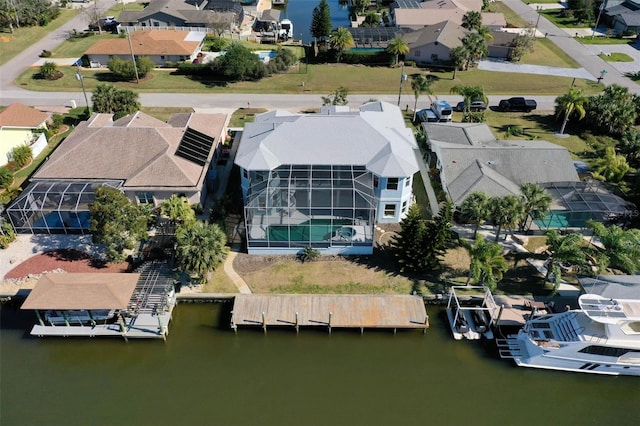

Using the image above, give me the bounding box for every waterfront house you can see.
[0,103,50,167]
[6,111,226,234]
[85,29,206,67]
[117,0,244,32]
[402,21,468,64]
[391,0,503,31]
[234,101,420,255]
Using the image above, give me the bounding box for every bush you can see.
[38,61,58,79]
[50,113,64,132]
[207,37,229,52]
[176,62,209,75]
[506,125,524,137]
[10,145,32,168]
[107,56,155,80]
[39,50,52,58]
[0,222,17,249]
[298,246,320,262]
[338,51,393,66]
[0,166,13,188]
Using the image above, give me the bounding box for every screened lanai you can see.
[244,165,376,250]
[7,180,123,234]
[534,181,638,230]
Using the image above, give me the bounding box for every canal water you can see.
[1,303,638,426]
[279,0,351,43]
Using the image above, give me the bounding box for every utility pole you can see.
[592,0,607,40]
[75,62,90,116]
[126,27,140,84]
[396,63,407,106]
[534,6,542,34]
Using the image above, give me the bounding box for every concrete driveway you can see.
[583,42,640,75]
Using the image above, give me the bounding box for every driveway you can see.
[583,42,640,75]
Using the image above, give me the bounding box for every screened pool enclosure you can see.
[7,180,123,234]
[244,165,376,251]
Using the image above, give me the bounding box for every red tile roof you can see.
[0,103,50,128]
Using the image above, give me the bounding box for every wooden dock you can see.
[230,294,429,333]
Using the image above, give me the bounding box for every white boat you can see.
[497,294,640,376]
[446,286,498,340]
[279,18,293,40]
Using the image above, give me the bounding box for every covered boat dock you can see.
[230,294,429,333]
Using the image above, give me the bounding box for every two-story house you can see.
[234,102,420,255]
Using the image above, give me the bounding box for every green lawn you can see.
[599,52,634,62]
[52,33,120,58]
[140,106,195,122]
[580,37,635,45]
[488,2,529,28]
[0,9,80,65]
[520,38,581,68]
[540,10,594,29]
[15,63,602,96]
[106,1,146,18]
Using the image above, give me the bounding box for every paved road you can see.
[1,0,638,109]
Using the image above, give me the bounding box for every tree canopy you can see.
[89,186,149,262]
[554,87,587,135]
[107,56,154,81]
[411,75,434,121]
[386,36,409,65]
[211,43,266,81]
[310,0,332,40]
[175,221,229,284]
[585,84,637,136]
[0,0,59,28]
[91,84,141,120]
[321,86,349,106]
[462,236,508,290]
[329,27,354,63]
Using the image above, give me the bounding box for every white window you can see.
[384,204,396,218]
[405,176,411,187]
[402,200,407,213]
[386,178,398,190]
[137,192,154,204]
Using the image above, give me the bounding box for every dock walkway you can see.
[231,294,429,332]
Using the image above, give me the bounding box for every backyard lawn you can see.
[52,33,120,58]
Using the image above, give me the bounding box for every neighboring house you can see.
[391,0,501,29]
[347,27,412,48]
[403,21,468,64]
[423,123,579,206]
[6,111,227,234]
[0,103,50,167]
[487,30,518,59]
[85,29,206,66]
[118,0,243,32]
[605,0,640,34]
[482,13,507,31]
[235,101,420,255]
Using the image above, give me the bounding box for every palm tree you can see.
[555,87,587,135]
[175,221,229,284]
[160,194,195,225]
[462,11,482,31]
[519,183,552,232]
[544,230,586,288]
[461,33,488,69]
[449,45,468,77]
[489,195,526,242]
[462,235,508,290]
[386,36,409,65]
[329,27,355,63]
[460,191,489,238]
[587,221,640,274]
[410,75,434,121]
[593,146,631,183]
[449,84,487,113]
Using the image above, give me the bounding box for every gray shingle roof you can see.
[235,102,419,177]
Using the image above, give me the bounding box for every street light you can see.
[75,61,90,116]
[397,63,407,106]
[534,6,542,34]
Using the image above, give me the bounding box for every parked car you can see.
[454,100,487,112]
[498,97,537,112]
[417,108,438,123]
[89,17,119,32]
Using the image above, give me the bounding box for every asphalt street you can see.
[0,0,638,110]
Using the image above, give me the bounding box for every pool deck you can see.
[230,294,429,332]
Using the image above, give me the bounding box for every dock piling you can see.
[262,311,267,334]
[328,311,332,334]
[295,311,299,333]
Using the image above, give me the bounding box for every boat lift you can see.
[446,286,499,340]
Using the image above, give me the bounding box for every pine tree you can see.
[424,199,454,267]
[310,0,332,41]
[389,204,428,273]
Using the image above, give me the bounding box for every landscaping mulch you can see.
[5,249,130,280]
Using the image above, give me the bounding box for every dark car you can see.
[89,18,119,32]
[498,97,537,112]
[455,100,487,112]
[416,108,438,123]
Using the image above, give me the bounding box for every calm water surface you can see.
[280,0,351,43]
[1,303,638,426]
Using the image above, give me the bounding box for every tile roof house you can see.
[235,101,420,255]
[118,0,243,32]
[403,21,468,63]
[423,123,579,205]
[0,103,50,167]
[7,111,227,234]
[391,0,502,30]
[85,29,206,66]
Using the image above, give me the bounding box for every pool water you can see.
[267,219,352,241]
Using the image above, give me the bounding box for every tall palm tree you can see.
[544,230,586,287]
[587,221,640,274]
[519,183,552,232]
[386,36,409,65]
[462,235,508,290]
[489,195,525,242]
[175,221,229,284]
[160,194,195,225]
[449,84,487,113]
[555,87,587,135]
[461,33,488,69]
[410,75,434,121]
[329,27,355,63]
[449,45,468,77]
[460,191,489,238]
[462,10,482,30]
